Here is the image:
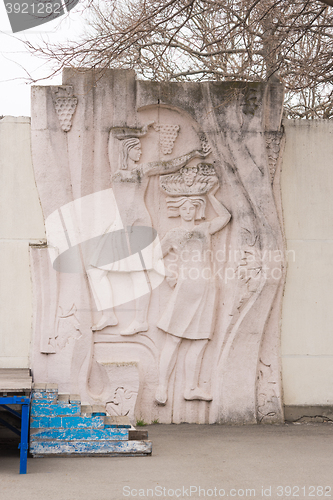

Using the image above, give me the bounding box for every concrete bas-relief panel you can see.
[30,70,285,424]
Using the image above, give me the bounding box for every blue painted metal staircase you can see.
[29,384,151,456]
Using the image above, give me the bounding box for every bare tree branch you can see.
[24,0,333,117]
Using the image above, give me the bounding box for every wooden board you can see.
[0,369,32,392]
[0,368,31,378]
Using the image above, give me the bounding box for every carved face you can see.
[182,166,198,187]
[179,200,196,221]
[128,143,142,162]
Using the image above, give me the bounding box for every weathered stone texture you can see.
[30,69,285,424]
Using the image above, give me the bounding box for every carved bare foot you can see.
[121,321,148,336]
[155,386,168,406]
[184,387,212,401]
[92,313,118,331]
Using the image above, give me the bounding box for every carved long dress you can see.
[157,221,217,340]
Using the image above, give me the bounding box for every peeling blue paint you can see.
[31,402,81,416]
[30,427,128,441]
[62,416,105,429]
[29,387,151,457]
[30,417,51,428]
[32,394,58,403]
[104,420,131,429]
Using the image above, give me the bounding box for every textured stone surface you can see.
[30,69,285,424]
[2,112,333,415]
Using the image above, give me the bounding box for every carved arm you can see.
[142,149,210,177]
[207,187,231,235]
[160,233,174,258]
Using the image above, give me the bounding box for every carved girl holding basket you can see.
[156,167,231,404]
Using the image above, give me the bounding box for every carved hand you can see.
[193,147,211,159]
[166,276,177,288]
[208,182,219,197]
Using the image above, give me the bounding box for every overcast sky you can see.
[0,2,84,117]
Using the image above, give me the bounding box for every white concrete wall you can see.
[0,116,45,368]
[281,120,333,406]
[1,115,333,407]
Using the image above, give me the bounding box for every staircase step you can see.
[0,368,30,377]
[81,405,92,415]
[104,416,131,428]
[31,402,81,417]
[91,405,106,416]
[30,427,129,441]
[32,383,58,402]
[57,394,69,403]
[70,394,81,403]
[29,385,151,457]
[46,383,58,391]
[129,429,149,440]
[31,415,105,429]
[30,439,152,456]
[32,383,47,390]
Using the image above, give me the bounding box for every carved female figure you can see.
[155,185,231,404]
[89,132,209,334]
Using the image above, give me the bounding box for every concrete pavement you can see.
[0,423,332,500]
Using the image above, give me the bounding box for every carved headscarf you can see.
[120,138,141,170]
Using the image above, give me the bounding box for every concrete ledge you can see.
[284,405,333,422]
